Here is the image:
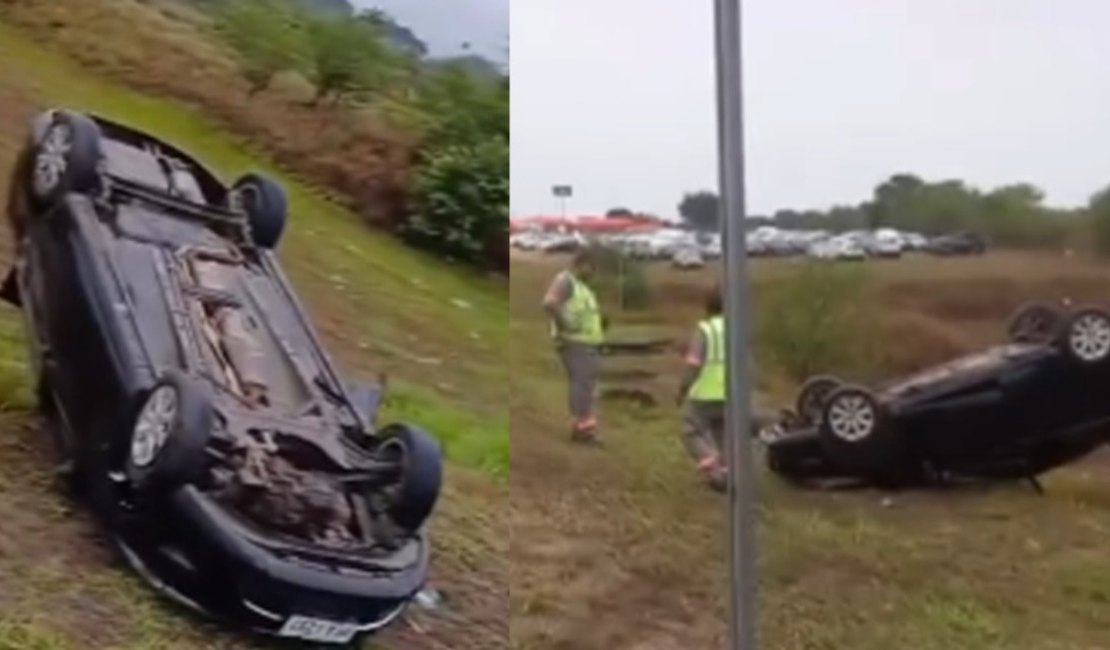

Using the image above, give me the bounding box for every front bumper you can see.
[138,486,428,638]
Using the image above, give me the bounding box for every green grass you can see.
[0,21,507,475]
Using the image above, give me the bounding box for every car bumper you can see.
[156,486,426,638]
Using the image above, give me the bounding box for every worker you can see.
[543,248,606,445]
[676,285,729,491]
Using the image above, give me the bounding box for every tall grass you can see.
[755,261,878,382]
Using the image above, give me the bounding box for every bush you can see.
[755,262,877,382]
[403,137,508,265]
[589,246,652,311]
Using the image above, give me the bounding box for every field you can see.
[511,249,1110,650]
[0,11,506,650]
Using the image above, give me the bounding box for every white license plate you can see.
[278,615,360,644]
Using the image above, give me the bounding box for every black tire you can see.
[796,375,842,425]
[26,110,104,208]
[232,173,288,249]
[1058,306,1110,366]
[372,423,443,532]
[125,370,213,495]
[1007,302,1063,344]
[818,385,904,474]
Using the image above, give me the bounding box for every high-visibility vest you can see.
[551,272,604,345]
[688,315,725,401]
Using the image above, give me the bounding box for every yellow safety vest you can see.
[688,315,726,401]
[552,272,604,345]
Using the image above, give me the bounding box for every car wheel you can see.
[1061,306,1110,365]
[26,110,103,208]
[370,424,443,533]
[1007,302,1063,344]
[796,375,842,425]
[823,387,880,443]
[126,370,213,494]
[231,173,288,249]
[819,385,904,473]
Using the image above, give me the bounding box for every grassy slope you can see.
[511,251,1110,650]
[0,20,506,650]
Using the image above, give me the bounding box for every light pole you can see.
[713,0,758,649]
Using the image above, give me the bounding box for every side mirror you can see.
[348,381,384,428]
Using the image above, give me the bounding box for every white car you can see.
[672,247,706,269]
[809,237,867,261]
[870,229,904,258]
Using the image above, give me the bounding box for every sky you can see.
[353,0,508,63]
[511,0,1110,219]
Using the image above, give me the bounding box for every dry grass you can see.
[511,249,1110,650]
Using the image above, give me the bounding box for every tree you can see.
[606,207,634,218]
[677,191,720,231]
[305,14,394,105]
[213,0,310,97]
[867,173,924,228]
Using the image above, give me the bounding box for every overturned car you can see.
[761,301,1110,490]
[2,109,443,644]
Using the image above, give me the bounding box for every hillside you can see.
[0,4,507,649]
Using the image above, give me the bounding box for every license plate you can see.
[278,615,360,644]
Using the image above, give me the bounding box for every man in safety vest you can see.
[543,249,606,445]
[676,285,729,491]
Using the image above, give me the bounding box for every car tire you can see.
[371,423,443,532]
[818,385,903,473]
[232,173,288,249]
[26,110,104,208]
[796,375,842,425]
[1059,306,1110,366]
[1007,302,1063,344]
[125,370,213,495]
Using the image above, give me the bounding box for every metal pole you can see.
[713,0,757,649]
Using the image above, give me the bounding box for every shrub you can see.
[755,262,877,382]
[587,246,653,311]
[403,137,508,265]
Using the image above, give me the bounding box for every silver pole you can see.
[713,0,757,649]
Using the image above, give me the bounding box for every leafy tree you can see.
[305,14,394,104]
[213,0,310,96]
[404,137,509,266]
[678,191,720,231]
[414,63,508,149]
[358,9,428,56]
[606,207,634,218]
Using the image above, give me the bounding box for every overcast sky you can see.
[511,0,1110,219]
[353,0,507,62]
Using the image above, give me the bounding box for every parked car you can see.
[868,228,904,258]
[2,109,444,645]
[924,231,987,256]
[808,236,867,261]
[760,302,1110,489]
[671,246,706,270]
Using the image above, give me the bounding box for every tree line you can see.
[676,174,1110,255]
[210,0,508,269]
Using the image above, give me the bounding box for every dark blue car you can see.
[762,301,1110,490]
[2,108,443,645]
